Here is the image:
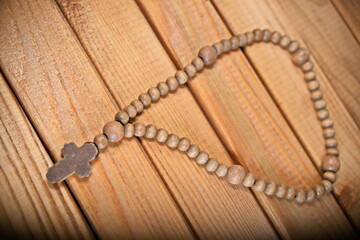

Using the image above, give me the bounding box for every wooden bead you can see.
[187,144,200,158]
[323,128,335,139]
[302,61,313,72]
[124,123,134,138]
[166,76,179,91]
[175,70,188,84]
[191,57,204,71]
[311,90,323,101]
[288,40,300,53]
[322,119,334,129]
[245,31,254,45]
[156,128,168,143]
[227,165,246,185]
[148,87,161,101]
[253,179,266,192]
[304,71,316,81]
[134,123,146,137]
[198,46,217,65]
[292,48,311,67]
[205,158,219,172]
[216,164,228,177]
[317,109,329,121]
[275,185,287,198]
[285,187,296,200]
[264,182,277,196]
[94,134,108,149]
[314,184,325,199]
[213,42,223,56]
[326,148,339,157]
[221,39,231,52]
[279,35,291,49]
[321,180,333,193]
[270,31,281,44]
[230,36,240,50]
[237,34,246,47]
[306,190,316,202]
[124,105,137,118]
[262,29,272,42]
[325,138,338,148]
[196,151,209,165]
[308,80,320,91]
[145,124,157,139]
[157,82,169,96]
[103,121,124,143]
[139,93,152,107]
[242,173,255,187]
[314,99,326,110]
[253,29,263,42]
[321,155,340,172]
[294,190,306,203]
[115,111,129,125]
[166,134,180,148]
[178,137,191,152]
[131,100,144,113]
[323,171,337,183]
[184,64,197,78]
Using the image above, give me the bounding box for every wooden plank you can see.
[0,0,194,239]
[0,73,93,239]
[56,0,278,238]
[331,0,360,42]
[212,0,360,231]
[137,0,357,239]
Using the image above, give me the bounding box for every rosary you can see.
[46,29,340,204]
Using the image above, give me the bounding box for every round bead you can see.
[242,173,256,187]
[275,185,287,198]
[237,34,246,47]
[191,57,204,71]
[115,111,130,125]
[103,121,124,143]
[270,31,281,44]
[213,42,223,56]
[302,62,314,72]
[205,158,219,172]
[178,137,191,152]
[245,31,254,45]
[175,70,188,84]
[156,128,169,143]
[145,124,157,139]
[314,184,325,199]
[166,133,180,148]
[311,90,323,101]
[148,87,161,101]
[322,119,334,128]
[230,36,240,49]
[317,109,329,121]
[131,100,144,113]
[323,171,337,183]
[262,29,272,42]
[184,64,197,78]
[323,128,335,139]
[187,144,200,158]
[264,182,277,196]
[227,165,246,185]
[221,39,231,52]
[198,46,217,66]
[166,76,179,91]
[314,99,326,110]
[216,164,228,177]
[134,123,146,137]
[288,40,300,53]
[321,156,340,172]
[253,29,263,42]
[124,123,135,138]
[139,93,152,107]
[196,151,209,165]
[286,187,296,200]
[157,82,169,96]
[306,190,316,202]
[279,35,291,49]
[304,71,316,81]
[308,80,320,91]
[326,148,339,157]
[321,180,333,193]
[294,190,306,203]
[94,134,108,149]
[124,105,137,118]
[253,179,266,192]
[292,48,311,67]
[326,138,338,148]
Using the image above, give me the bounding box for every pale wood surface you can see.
[0,0,359,239]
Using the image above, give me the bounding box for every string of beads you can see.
[93,29,340,204]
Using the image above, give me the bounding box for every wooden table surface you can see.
[1,0,359,239]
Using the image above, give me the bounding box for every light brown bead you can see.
[230,36,240,50]
[270,31,281,44]
[292,48,311,67]
[311,90,323,101]
[306,190,316,202]
[242,173,256,187]
[103,121,124,143]
[227,165,246,185]
[314,184,325,199]
[115,111,130,125]
[321,155,340,172]
[166,76,179,91]
[326,138,338,148]
[321,180,333,193]
[213,42,223,56]
[253,29,263,42]
[317,109,329,121]
[264,182,277,196]
[175,70,188,84]
[184,64,197,78]
[94,134,108,149]
[124,123,134,138]
[245,31,254,45]
[288,40,300,53]
[166,134,180,148]
[196,151,209,165]
[221,39,231,53]
[156,128,168,143]
[253,179,266,192]
[322,119,334,129]
[157,82,169,96]
[279,35,291,49]
[237,34,246,47]
[134,123,146,137]
[323,171,337,183]
[198,46,217,65]
[294,190,306,203]
[326,148,339,157]
[308,80,320,91]
[275,185,287,198]
[216,164,228,177]
[302,61,314,72]
[304,71,316,81]
[178,137,191,152]
[205,158,219,172]
[148,87,161,101]
[139,93,152,107]
[145,124,157,139]
[323,128,335,139]
[131,100,144,113]
[262,29,272,42]
[286,187,296,200]
[314,99,326,110]
[191,57,204,71]
[124,105,137,118]
[187,144,200,158]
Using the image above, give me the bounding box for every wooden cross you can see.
[46,142,99,183]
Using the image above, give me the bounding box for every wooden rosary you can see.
[46,29,340,204]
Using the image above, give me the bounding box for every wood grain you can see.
[0,73,93,239]
[212,0,360,231]
[0,0,194,239]
[137,0,357,238]
[56,0,278,238]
